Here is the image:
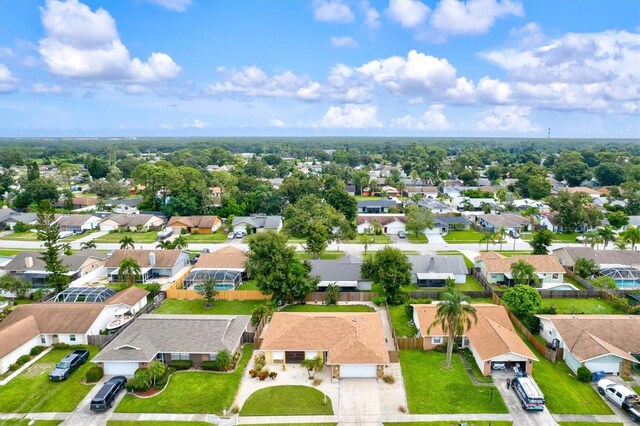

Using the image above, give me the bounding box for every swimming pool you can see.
[193,283,235,291]
[614,279,640,289]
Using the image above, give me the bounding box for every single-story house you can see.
[408,255,467,287]
[476,213,530,234]
[310,255,371,291]
[539,215,595,234]
[105,198,144,215]
[184,246,247,290]
[474,252,565,287]
[93,314,250,376]
[0,211,38,230]
[2,249,107,287]
[0,287,148,374]
[537,315,640,377]
[99,214,165,232]
[416,199,454,215]
[105,249,190,283]
[54,214,102,233]
[405,186,439,198]
[564,187,601,198]
[231,215,283,234]
[356,214,406,235]
[70,196,99,210]
[167,216,222,234]
[452,197,497,212]
[547,177,566,191]
[260,312,390,379]
[357,199,398,214]
[552,247,640,269]
[413,304,538,375]
[428,215,472,235]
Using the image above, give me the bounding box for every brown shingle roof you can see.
[54,214,100,227]
[0,304,105,334]
[193,246,247,269]
[167,216,221,229]
[105,249,183,268]
[261,312,390,365]
[476,252,565,273]
[0,316,40,358]
[106,286,149,305]
[72,196,98,206]
[565,187,600,195]
[413,304,537,362]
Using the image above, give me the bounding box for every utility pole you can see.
[547,128,551,139]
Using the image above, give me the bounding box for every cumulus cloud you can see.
[31,83,64,94]
[331,36,358,48]
[316,104,381,128]
[386,0,430,29]
[313,0,354,23]
[476,105,541,132]
[181,118,210,129]
[268,118,286,128]
[38,0,181,83]
[509,22,544,46]
[143,0,191,12]
[391,104,451,130]
[430,0,523,38]
[0,63,18,93]
[360,0,381,29]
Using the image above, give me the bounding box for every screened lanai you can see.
[49,287,116,303]
[600,267,640,289]
[182,269,243,291]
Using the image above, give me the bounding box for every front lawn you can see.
[557,423,622,426]
[541,298,622,314]
[436,251,474,268]
[0,231,40,240]
[384,423,512,426]
[388,304,417,338]
[0,346,99,413]
[95,231,158,243]
[461,349,493,383]
[633,386,640,394]
[295,250,345,260]
[184,231,227,243]
[0,421,62,426]
[522,232,580,242]
[240,385,333,416]
[344,234,392,244]
[442,230,487,243]
[407,234,429,243]
[0,249,23,256]
[399,350,507,414]
[108,422,212,426]
[281,304,374,312]
[155,299,265,315]
[460,275,485,291]
[116,345,252,414]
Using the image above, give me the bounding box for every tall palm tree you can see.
[119,236,135,249]
[80,240,97,250]
[156,240,173,250]
[427,286,477,369]
[479,232,495,251]
[173,235,189,250]
[118,257,141,286]
[614,239,628,250]
[510,259,539,287]
[622,226,640,250]
[597,226,616,249]
[480,202,492,214]
[521,206,540,233]
[584,230,602,249]
[494,228,508,250]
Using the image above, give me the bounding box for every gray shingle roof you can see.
[408,255,468,278]
[231,215,282,230]
[4,249,106,273]
[106,198,143,207]
[357,199,398,208]
[553,247,640,267]
[434,216,472,226]
[310,255,364,282]
[93,314,250,362]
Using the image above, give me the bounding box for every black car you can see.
[89,376,127,412]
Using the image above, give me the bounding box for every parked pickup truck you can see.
[49,349,89,381]
[597,379,640,422]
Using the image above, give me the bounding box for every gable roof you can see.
[478,213,529,228]
[536,315,640,362]
[231,215,282,229]
[357,199,398,208]
[310,255,364,282]
[0,316,40,358]
[414,304,537,362]
[552,247,640,267]
[261,312,390,365]
[408,255,468,277]
[356,215,406,226]
[71,196,99,206]
[105,249,184,268]
[106,286,150,305]
[192,246,247,269]
[100,214,164,227]
[106,197,143,207]
[434,215,472,226]
[476,252,565,274]
[564,187,600,195]
[54,214,101,227]
[4,249,106,273]
[167,216,221,229]
[0,303,106,334]
[93,314,250,362]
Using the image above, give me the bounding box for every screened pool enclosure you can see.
[182,269,243,291]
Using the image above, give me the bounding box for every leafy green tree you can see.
[362,246,411,305]
[405,205,434,237]
[173,235,189,250]
[595,163,625,186]
[250,302,276,326]
[427,285,477,369]
[521,206,540,232]
[303,220,328,259]
[529,229,553,255]
[574,258,599,279]
[325,283,339,306]
[26,161,40,182]
[61,243,73,256]
[0,275,32,299]
[494,228,508,250]
[324,186,357,221]
[147,360,167,388]
[198,278,219,308]
[622,225,640,250]
[36,200,69,292]
[245,232,318,303]
[527,175,552,200]
[118,257,141,286]
[502,284,543,316]
[510,259,539,286]
[592,275,617,290]
[597,226,616,249]
[156,240,173,249]
[546,192,603,233]
[119,236,135,249]
[606,211,629,230]
[13,178,60,209]
[553,153,591,186]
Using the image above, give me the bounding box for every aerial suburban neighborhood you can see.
[1,1,639,426]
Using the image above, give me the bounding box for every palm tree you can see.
[622,226,640,250]
[521,206,540,233]
[584,230,602,249]
[479,232,495,251]
[510,259,539,287]
[119,235,135,249]
[597,226,616,249]
[300,356,325,380]
[480,202,492,214]
[427,286,477,369]
[118,257,141,286]
[494,228,508,250]
[173,235,189,250]
[80,240,96,250]
[614,239,628,250]
[61,243,72,256]
[156,240,173,250]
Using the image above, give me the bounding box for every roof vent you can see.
[352,317,357,322]
[25,256,33,268]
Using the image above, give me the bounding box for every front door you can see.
[285,351,305,364]
[52,335,59,344]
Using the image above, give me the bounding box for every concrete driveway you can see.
[339,378,382,425]
[60,377,126,426]
[494,376,558,426]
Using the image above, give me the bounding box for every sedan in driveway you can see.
[90,376,127,412]
[398,231,406,239]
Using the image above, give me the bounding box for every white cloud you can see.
[143,0,191,12]
[509,22,544,46]
[360,0,381,29]
[476,105,540,132]
[331,36,358,48]
[316,104,381,128]
[313,0,354,23]
[386,0,430,29]
[0,63,18,93]
[30,83,64,94]
[408,97,424,105]
[430,0,523,38]
[181,118,210,129]
[124,84,151,95]
[0,47,14,59]
[38,0,181,83]
[476,76,512,103]
[391,104,451,130]
[268,118,286,128]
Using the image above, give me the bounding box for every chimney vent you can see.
[25,257,33,268]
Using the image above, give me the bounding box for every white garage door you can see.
[340,364,377,378]
[103,362,139,376]
[586,360,620,375]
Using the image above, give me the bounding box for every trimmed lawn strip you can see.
[0,249,23,256]
[295,250,345,260]
[461,349,493,383]
[442,230,487,243]
[557,423,623,426]
[563,275,587,290]
[541,298,622,314]
[95,231,158,243]
[384,423,512,426]
[281,304,374,312]
[0,232,40,240]
[0,421,63,426]
[116,345,252,414]
[388,304,417,338]
[108,422,212,426]
[155,299,264,315]
[240,385,333,416]
[407,234,429,243]
[184,232,227,243]
[344,235,392,244]
[0,346,99,413]
[633,386,640,394]
[399,350,508,414]
[437,251,474,268]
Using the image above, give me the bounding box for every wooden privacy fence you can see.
[408,290,492,299]
[396,337,425,350]
[166,285,271,301]
[253,315,268,350]
[305,291,376,302]
[383,306,400,362]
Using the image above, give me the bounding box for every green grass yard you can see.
[0,421,62,426]
[183,231,227,243]
[0,249,23,256]
[407,234,429,243]
[295,250,345,260]
[541,298,623,314]
[388,304,417,338]
[345,234,392,244]
[0,232,40,240]
[436,250,475,268]
[281,304,374,312]
[399,350,508,414]
[116,345,252,414]
[95,231,158,243]
[155,299,265,315]
[0,346,99,413]
[108,422,212,426]
[384,423,512,426]
[442,229,487,243]
[240,385,334,416]
[237,279,259,290]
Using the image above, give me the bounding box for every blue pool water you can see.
[614,279,640,289]
[193,283,235,291]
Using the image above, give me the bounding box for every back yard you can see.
[281,304,374,312]
[155,299,265,315]
[541,298,622,314]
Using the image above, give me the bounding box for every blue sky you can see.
[0,0,638,137]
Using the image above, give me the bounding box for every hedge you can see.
[86,365,104,383]
[168,360,192,370]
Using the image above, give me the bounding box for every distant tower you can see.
[547,128,551,139]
